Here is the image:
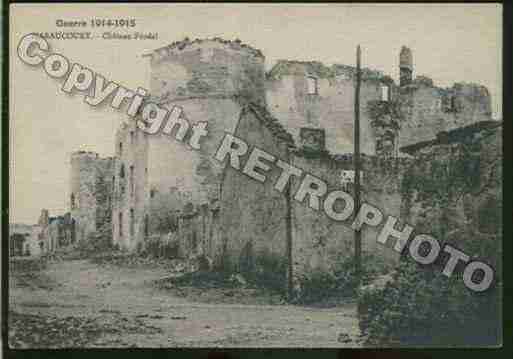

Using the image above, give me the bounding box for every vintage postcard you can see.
[7,3,502,348]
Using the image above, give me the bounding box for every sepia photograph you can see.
[6,3,503,349]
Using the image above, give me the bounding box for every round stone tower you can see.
[399,46,413,86]
[144,38,267,205]
[70,150,99,242]
[147,37,266,105]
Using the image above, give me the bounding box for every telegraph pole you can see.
[354,45,362,293]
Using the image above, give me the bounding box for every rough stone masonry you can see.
[62,37,498,292]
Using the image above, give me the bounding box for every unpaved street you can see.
[9,258,362,348]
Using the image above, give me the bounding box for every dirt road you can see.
[9,258,362,348]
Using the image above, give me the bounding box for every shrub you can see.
[365,131,503,346]
[240,251,288,295]
[296,254,389,304]
[359,231,502,347]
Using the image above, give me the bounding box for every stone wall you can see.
[142,38,268,221]
[110,38,269,252]
[266,54,493,158]
[146,189,182,236]
[214,102,408,282]
[95,157,114,236]
[70,151,99,242]
[70,151,98,241]
[397,80,492,148]
[48,213,75,249]
[400,122,502,270]
[366,99,402,157]
[146,98,241,206]
[219,104,292,272]
[266,61,396,155]
[289,152,409,283]
[289,154,352,280]
[111,120,149,251]
[147,38,266,106]
[9,224,32,256]
[176,202,221,262]
[27,225,43,256]
[105,37,498,282]
[70,151,114,244]
[140,200,221,264]
[20,210,75,255]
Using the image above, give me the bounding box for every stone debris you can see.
[337,333,352,343]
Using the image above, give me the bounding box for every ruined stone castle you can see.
[67,38,497,285]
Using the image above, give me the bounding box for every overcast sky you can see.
[10,3,502,223]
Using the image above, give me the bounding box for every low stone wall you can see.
[289,153,405,287]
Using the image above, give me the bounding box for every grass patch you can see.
[154,270,286,305]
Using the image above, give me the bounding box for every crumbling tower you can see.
[143,38,267,204]
[70,151,114,243]
[111,120,149,251]
[70,151,99,242]
[399,46,413,86]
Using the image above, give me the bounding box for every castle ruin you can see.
[67,38,497,287]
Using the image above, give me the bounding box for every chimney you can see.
[399,46,413,86]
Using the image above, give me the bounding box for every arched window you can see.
[119,142,123,156]
[70,193,76,209]
[120,164,125,178]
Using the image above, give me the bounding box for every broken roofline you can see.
[266,59,391,83]
[141,37,265,59]
[141,37,492,99]
[267,61,492,92]
[140,36,492,96]
[140,37,388,82]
